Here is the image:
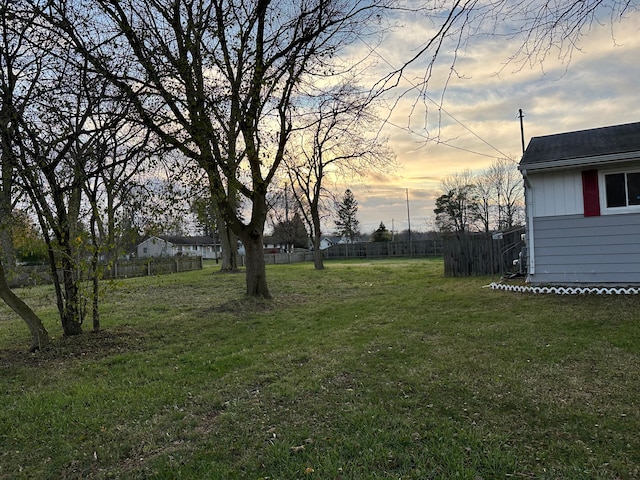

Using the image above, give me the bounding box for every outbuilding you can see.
[519,121,640,285]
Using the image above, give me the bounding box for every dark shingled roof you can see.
[520,122,640,170]
[158,235,217,245]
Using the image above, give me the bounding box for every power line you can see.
[359,37,511,160]
[380,117,504,159]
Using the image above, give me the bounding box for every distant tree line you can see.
[434,159,524,234]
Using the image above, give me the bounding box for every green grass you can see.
[1,258,639,479]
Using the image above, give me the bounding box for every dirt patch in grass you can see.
[203,293,307,315]
[0,325,145,369]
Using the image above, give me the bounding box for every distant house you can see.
[319,236,341,250]
[318,235,367,250]
[519,121,640,285]
[137,236,221,259]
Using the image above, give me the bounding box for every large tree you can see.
[49,0,391,298]
[285,81,394,270]
[0,0,45,270]
[487,158,525,230]
[5,6,150,336]
[13,39,119,336]
[437,162,525,234]
[434,172,482,234]
[0,0,52,349]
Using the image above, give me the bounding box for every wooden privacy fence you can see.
[443,228,525,277]
[102,256,203,279]
[9,256,204,287]
[324,240,443,259]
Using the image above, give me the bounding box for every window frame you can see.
[599,168,640,214]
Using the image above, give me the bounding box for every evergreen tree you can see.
[272,213,309,249]
[335,189,361,243]
[370,222,392,242]
[434,186,480,233]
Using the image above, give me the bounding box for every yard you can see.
[0,258,638,479]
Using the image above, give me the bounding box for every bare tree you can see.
[371,0,637,135]
[285,81,395,269]
[474,171,493,233]
[0,0,48,270]
[0,0,51,350]
[81,105,156,331]
[11,22,136,336]
[487,158,524,230]
[434,171,479,233]
[48,0,392,298]
[435,162,524,233]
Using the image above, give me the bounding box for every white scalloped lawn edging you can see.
[488,282,640,295]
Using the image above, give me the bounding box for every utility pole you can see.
[284,182,289,223]
[519,109,526,155]
[406,189,412,256]
[284,183,292,252]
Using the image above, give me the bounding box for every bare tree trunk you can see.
[61,263,84,335]
[210,179,238,272]
[55,236,83,337]
[218,222,238,272]
[0,151,15,270]
[0,205,14,269]
[89,213,100,332]
[240,229,270,298]
[313,233,324,270]
[311,210,324,270]
[0,261,50,352]
[91,260,100,332]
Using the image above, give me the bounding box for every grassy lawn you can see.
[1,258,639,479]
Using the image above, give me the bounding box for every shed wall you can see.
[528,213,640,285]
[530,170,583,217]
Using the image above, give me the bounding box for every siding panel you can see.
[532,170,583,217]
[530,213,640,285]
[535,234,638,248]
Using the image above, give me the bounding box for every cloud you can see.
[330,8,640,232]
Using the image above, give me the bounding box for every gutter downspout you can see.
[521,169,535,277]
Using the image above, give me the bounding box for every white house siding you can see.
[531,170,583,217]
[137,237,172,258]
[528,213,640,285]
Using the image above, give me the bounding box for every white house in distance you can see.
[519,121,640,285]
[137,236,221,260]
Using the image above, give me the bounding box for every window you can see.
[602,170,640,211]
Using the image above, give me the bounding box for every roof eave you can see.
[519,150,640,173]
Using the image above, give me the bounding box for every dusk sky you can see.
[336,8,640,235]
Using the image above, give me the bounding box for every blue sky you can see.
[338,8,640,234]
